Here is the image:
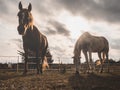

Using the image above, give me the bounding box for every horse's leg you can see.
[37,58,40,74]
[40,48,48,73]
[40,56,44,74]
[98,52,103,73]
[36,52,40,74]
[74,56,80,73]
[23,52,28,75]
[106,52,109,73]
[83,50,90,73]
[89,52,93,72]
[102,52,105,63]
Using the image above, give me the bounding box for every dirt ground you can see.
[0,70,120,90]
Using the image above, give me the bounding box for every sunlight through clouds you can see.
[56,11,90,39]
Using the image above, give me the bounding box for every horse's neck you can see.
[74,46,81,57]
[22,28,33,40]
[23,25,41,42]
[26,25,37,35]
[25,29,33,37]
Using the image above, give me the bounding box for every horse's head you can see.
[17,2,33,36]
[72,56,81,64]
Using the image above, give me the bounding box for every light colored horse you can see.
[73,32,109,73]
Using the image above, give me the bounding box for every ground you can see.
[0,70,120,90]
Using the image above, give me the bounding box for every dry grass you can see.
[0,70,120,90]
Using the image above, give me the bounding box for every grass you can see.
[0,70,120,90]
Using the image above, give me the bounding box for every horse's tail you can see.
[102,37,109,61]
[102,52,106,63]
[102,37,109,52]
[44,36,48,55]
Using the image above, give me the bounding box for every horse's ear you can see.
[28,3,32,12]
[19,2,22,10]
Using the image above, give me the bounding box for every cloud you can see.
[47,20,70,36]
[0,1,9,15]
[111,38,120,50]
[52,0,120,24]
[30,0,54,16]
[0,0,19,26]
[2,0,120,24]
[44,27,57,35]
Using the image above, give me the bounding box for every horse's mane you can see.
[28,12,34,30]
[74,32,91,54]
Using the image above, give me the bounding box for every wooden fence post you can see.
[17,56,19,72]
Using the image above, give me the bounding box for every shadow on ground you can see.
[68,72,120,90]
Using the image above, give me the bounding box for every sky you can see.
[0,0,120,63]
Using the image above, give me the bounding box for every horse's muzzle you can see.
[17,25,25,35]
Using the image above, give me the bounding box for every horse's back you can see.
[75,32,109,52]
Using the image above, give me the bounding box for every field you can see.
[0,69,120,90]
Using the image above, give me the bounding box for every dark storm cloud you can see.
[0,0,18,14]
[48,20,70,36]
[0,0,19,24]
[44,27,57,35]
[53,0,120,23]
[1,0,120,24]
[30,0,53,16]
[0,0,53,22]
[0,1,8,14]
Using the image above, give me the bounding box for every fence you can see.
[0,56,120,73]
[0,56,20,72]
[0,56,20,63]
[0,63,120,73]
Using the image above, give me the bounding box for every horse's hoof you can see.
[100,71,103,73]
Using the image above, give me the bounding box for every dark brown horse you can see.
[17,2,48,74]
